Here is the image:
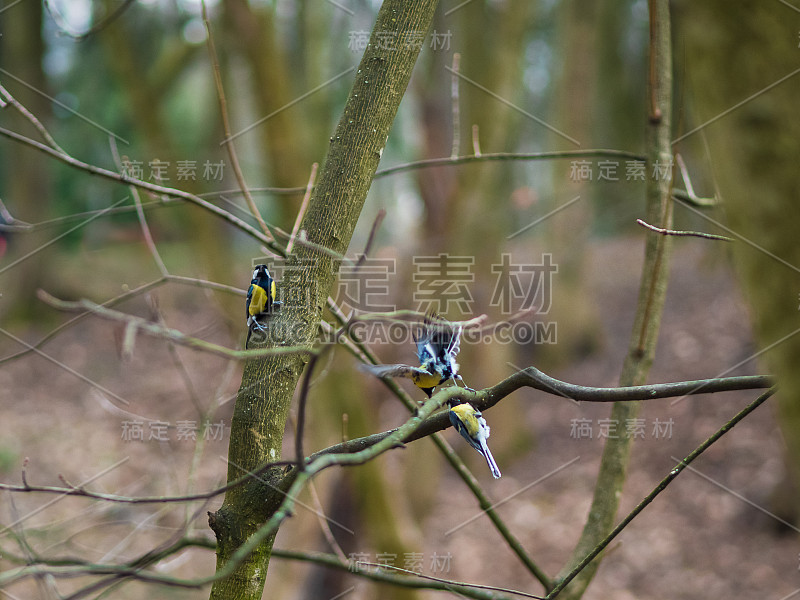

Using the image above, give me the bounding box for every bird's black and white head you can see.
[414,312,462,382]
[252,264,270,282]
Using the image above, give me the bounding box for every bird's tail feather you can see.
[480,440,502,479]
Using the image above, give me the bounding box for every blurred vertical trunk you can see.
[545,0,603,364]
[423,0,538,468]
[0,1,51,321]
[415,10,459,248]
[303,363,422,600]
[99,8,237,331]
[222,0,313,227]
[557,2,674,596]
[452,0,535,260]
[676,0,800,520]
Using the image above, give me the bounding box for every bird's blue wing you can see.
[246,283,255,319]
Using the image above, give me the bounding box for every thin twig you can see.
[357,561,543,599]
[287,162,318,254]
[0,198,24,228]
[306,478,349,562]
[355,208,386,268]
[547,388,775,598]
[636,218,733,242]
[109,137,171,276]
[373,149,644,180]
[0,460,294,505]
[472,124,481,156]
[201,2,274,242]
[0,82,65,153]
[268,550,511,599]
[342,309,486,329]
[147,294,205,415]
[37,291,312,361]
[0,126,279,251]
[0,196,130,275]
[674,153,718,207]
[0,279,164,366]
[295,347,327,470]
[450,53,461,159]
[430,430,552,589]
[672,187,718,208]
[0,198,176,233]
[199,186,307,198]
[675,153,696,198]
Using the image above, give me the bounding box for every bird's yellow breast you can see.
[249,285,269,316]
[450,404,481,436]
[412,370,442,389]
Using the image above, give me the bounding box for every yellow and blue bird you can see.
[363,311,465,398]
[246,264,279,347]
[362,311,498,477]
[448,400,501,479]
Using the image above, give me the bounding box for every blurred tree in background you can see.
[676,0,800,522]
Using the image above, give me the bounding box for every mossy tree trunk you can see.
[208,2,440,599]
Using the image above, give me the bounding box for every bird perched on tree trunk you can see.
[245,264,280,348]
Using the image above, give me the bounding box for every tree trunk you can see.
[556,1,674,596]
[0,0,51,321]
[208,2,440,598]
[676,0,800,519]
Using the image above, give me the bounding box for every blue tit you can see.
[448,400,501,479]
[362,311,468,398]
[246,264,280,347]
[413,310,463,397]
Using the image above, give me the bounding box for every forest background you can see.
[0,1,798,599]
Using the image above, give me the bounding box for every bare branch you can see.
[109,137,171,276]
[272,551,535,599]
[0,126,278,250]
[0,82,64,152]
[286,162,318,254]
[295,347,328,469]
[355,208,386,268]
[313,369,774,459]
[674,153,718,207]
[450,52,462,159]
[0,460,294,505]
[373,149,644,180]
[546,388,775,598]
[37,291,312,361]
[202,2,276,242]
[636,218,733,242]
